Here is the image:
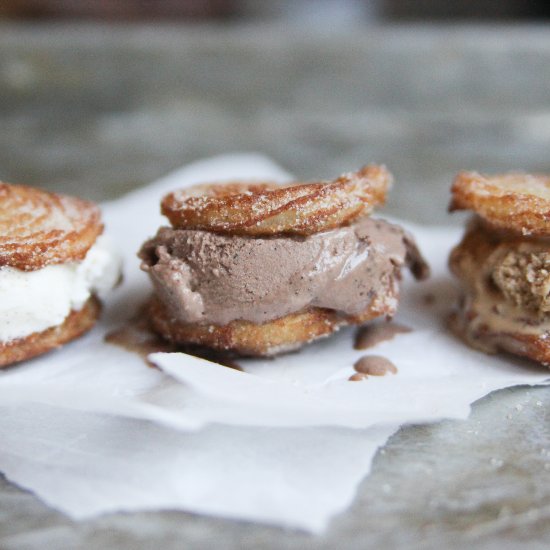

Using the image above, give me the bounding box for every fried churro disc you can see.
[161,165,391,236]
[0,182,103,271]
[449,310,550,366]
[0,297,101,368]
[450,171,550,236]
[148,297,388,357]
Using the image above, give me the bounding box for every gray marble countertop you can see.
[0,23,549,550]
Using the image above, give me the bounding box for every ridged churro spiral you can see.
[0,182,102,270]
[161,165,391,236]
[450,171,550,237]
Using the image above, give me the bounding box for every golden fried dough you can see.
[450,171,550,237]
[0,297,101,368]
[161,165,391,236]
[0,182,102,270]
[148,297,389,357]
[450,310,550,365]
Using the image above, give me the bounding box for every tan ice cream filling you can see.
[451,218,550,351]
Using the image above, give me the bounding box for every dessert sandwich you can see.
[0,182,121,367]
[449,171,550,365]
[139,165,429,357]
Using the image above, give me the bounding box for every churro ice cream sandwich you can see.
[449,171,550,365]
[0,182,121,367]
[139,166,429,357]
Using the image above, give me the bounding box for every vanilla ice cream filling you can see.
[0,235,120,342]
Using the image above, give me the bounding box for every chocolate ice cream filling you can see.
[139,218,426,326]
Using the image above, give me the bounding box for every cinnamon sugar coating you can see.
[450,171,550,237]
[0,182,102,271]
[161,165,391,236]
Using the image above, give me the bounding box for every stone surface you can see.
[1,387,548,550]
[0,23,549,549]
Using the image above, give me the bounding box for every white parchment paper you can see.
[0,154,548,533]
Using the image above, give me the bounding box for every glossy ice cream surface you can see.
[139,218,426,326]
